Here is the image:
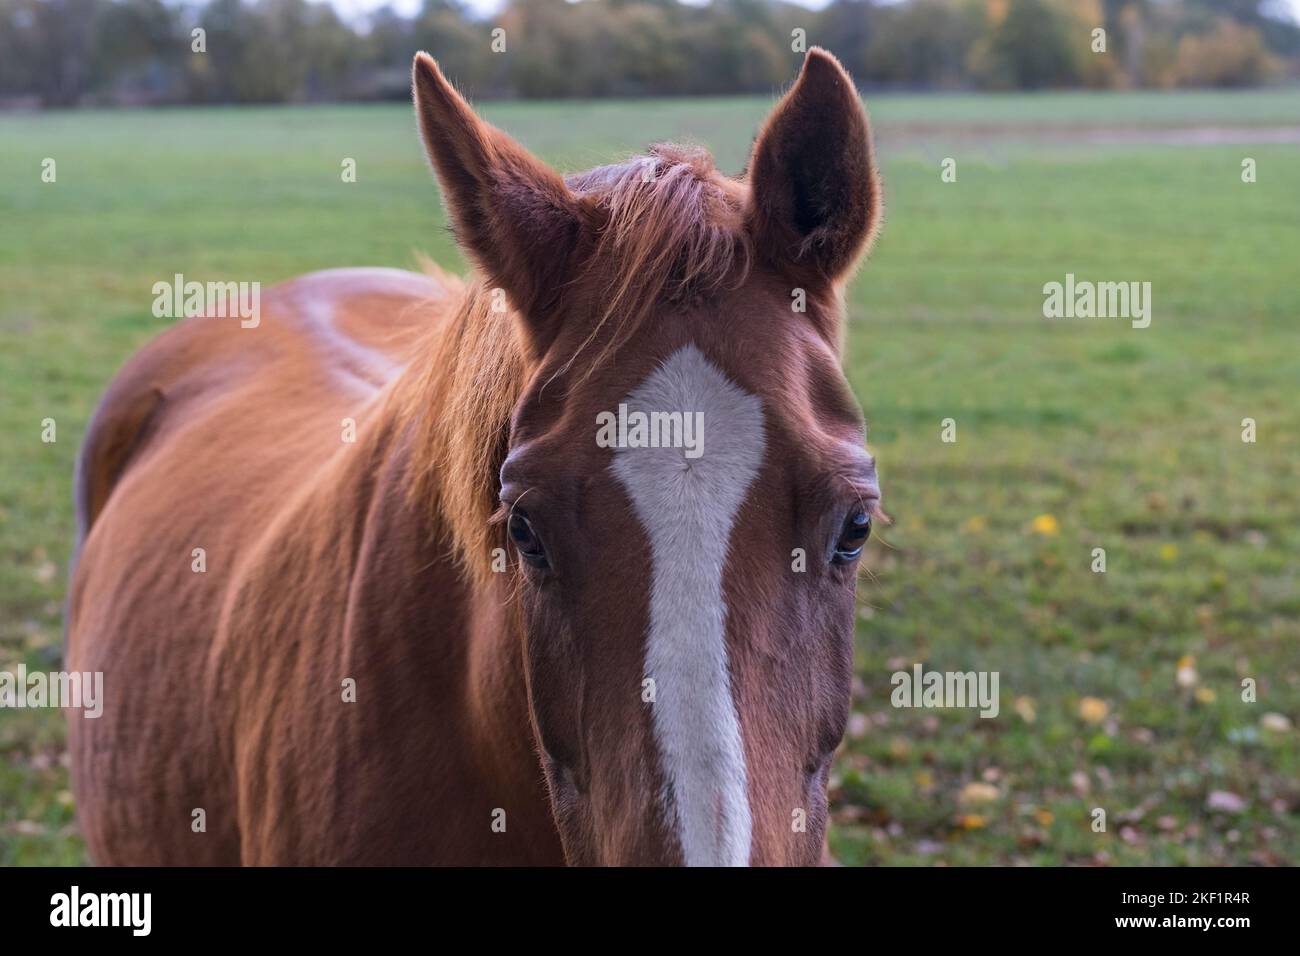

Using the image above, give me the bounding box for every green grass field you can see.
[1,89,1297,865]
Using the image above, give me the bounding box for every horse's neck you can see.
[333,300,544,805]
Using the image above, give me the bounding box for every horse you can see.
[65,47,883,866]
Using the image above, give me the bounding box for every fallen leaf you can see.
[1261,713,1292,733]
[1013,696,1036,723]
[959,782,1000,805]
[1078,697,1109,724]
[1206,791,1246,813]
[1031,514,1059,536]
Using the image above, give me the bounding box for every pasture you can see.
[1,88,1297,865]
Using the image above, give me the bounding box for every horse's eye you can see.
[832,510,871,564]
[508,511,549,569]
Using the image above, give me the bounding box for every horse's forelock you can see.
[402,144,753,584]
[560,146,750,378]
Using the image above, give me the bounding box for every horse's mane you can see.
[400,144,751,583]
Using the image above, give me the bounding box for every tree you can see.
[967,0,1082,89]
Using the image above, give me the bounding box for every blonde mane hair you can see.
[400,144,751,583]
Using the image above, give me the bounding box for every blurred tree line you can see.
[1,0,1296,107]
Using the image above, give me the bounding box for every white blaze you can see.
[610,344,764,866]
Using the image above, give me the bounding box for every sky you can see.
[325,0,1300,21]
[330,0,782,15]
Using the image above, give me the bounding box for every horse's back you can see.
[66,267,454,865]
[74,267,450,545]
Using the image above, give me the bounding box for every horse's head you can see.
[413,48,882,865]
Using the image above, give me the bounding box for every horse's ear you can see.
[412,53,587,353]
[745,48,880,285]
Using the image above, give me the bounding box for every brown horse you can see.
[65,48,883,866]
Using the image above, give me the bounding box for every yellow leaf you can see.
[959,782,1001,805]
[1031,514,1059,536]
[958,814,987,830]
[1078,697,1109,724]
